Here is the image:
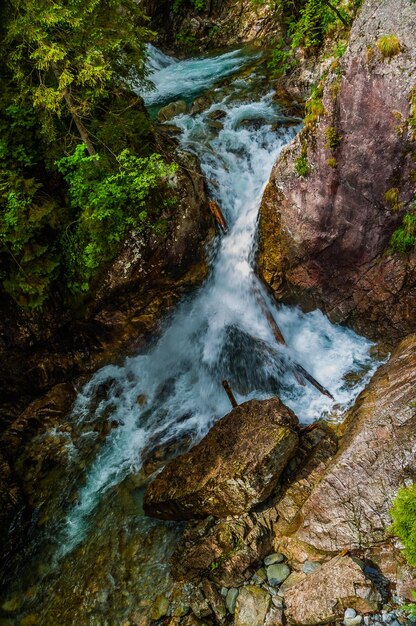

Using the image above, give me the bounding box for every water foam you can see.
[60,46,379,554]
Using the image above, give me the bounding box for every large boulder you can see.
[294,334,416,552]
[144,398,299,520]
[257,0,416,344]
[284,556,382,625]
[234,585,271,626]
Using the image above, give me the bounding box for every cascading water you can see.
[60,45,379,554]
[0,45,382,624]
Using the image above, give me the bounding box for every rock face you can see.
[144,398,299,520]
[284,556,382,625]
[294,334,416,552]
[258,0,416,344]
[141,0,281,52]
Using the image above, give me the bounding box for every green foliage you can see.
[326,156,337,168]
[391,483,416,564]
[172,0,206,13]
[56,145,177,293]
[295,153,310,177]
[390,209,416,254]
[304,84,326,128]
[267,0,352,78]
[325,126,342,151]
[376,34,402,59]
[3,0,153,147]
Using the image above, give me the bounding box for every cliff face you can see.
[140,0,281,52]
[258,0,416,344]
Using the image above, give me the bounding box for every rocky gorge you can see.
[0,0,415,625]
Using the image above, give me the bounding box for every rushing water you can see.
[0,46,381,624]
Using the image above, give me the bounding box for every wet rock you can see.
[172,512,273,586]
[264,553,285,566]
[207,109,226,120]
[284,556,382,625]
[266,563,290,586]
[234,585,271,626]
[303,561,321,575]
[144,398,299,520]
[226,588,239,614]
[295,335,416,552]
[257,0,416,344]
[265,606,284,626]
[158,100,188,122]
[201,579,226,623]
[150,593,170,620]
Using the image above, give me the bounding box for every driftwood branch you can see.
[222,380,238,408]
[209,200,228,233]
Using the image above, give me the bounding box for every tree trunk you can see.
[52,64,96,156]
[323,0,350,27]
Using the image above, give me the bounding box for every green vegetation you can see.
[376,34,402,59]
[390,484,416,618]
[56,146,176,294]
[295,152,310,177]
[305,84,326,129]
[326,157,337,168]
[390,210,416,254]
[172,0,206,12]
[325,126,342,151]
[384,187,401,211]
[263,0,356,78]
[0,0,175,308]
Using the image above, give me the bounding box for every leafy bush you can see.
[325,126,342,151]
[376,34,402,58]
[390,210,416,254]
[56,145,177,294]
[295,153,310,177]
[390,484,416,617]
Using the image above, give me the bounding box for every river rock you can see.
[172,511,274,586]
[266,563,291,587]
[226,588,239,614]
[284,556,382,625]
[257,0,416,344]
[144,398,299,520]
[234,586,271,626]
[158,100,188,122]
[294,334,416,552]
[264,553,285,566]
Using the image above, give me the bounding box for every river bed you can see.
[0,45,382,626]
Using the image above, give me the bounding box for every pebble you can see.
[345,609,357,619]
[303,560,321,574]
[345,617,362,626]
[264,553,285,566]
[272,596,284,609]
[364,617,371,625]
[266,563,291,587]
[226,588,239,614]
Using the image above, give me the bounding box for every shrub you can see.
[390,211,416,254]
[325,126,342,151]
[295,153,310,177]
[391,484,416,618]
[376,34,402,58]
[326,157,337,168]
[56,145,176,294]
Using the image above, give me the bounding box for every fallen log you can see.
[222,379,238,408]
[293,364,334,400]
[252,283,334,401]
[253,285,286,345]
[208,200,228,233]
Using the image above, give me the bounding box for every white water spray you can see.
[60,46,379,555]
